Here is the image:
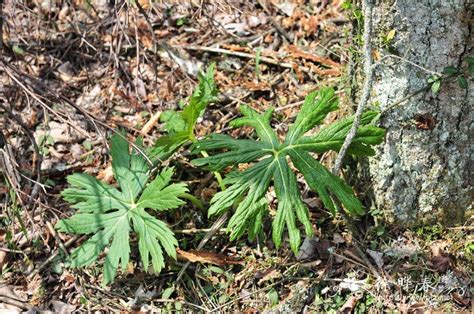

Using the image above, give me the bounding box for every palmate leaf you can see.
[192,87,385,253]
[56,133,187,285]
[148,64,218,163]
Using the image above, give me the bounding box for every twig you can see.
[331,195,382,280]
[27,235,79,279]
[328,0,382,280]
[140,111,161,136]
[0,296,35,311]
[2,66,90,138]
[379,54,442,76]
[174,227,227,234]
[332,0,374,175]
[381,84,428,114]
[176,212,228,282]
[0,60,153,166]
[175,45,312,73]
[148,299,210,312]
[275,100,305,112]
[0,101,43,207]
[46,221,70,257]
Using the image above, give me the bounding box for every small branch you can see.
[46,221,70,257]
[140,110,161,136]
[0,296,35,311]
[381,85,428,114]
[332,0,374,175]
[174,227,227,234]
[27,235,79,279]
[176,212,228,282]
[328,0,382,281]
[379,53,442,76]
[175,45,312,74]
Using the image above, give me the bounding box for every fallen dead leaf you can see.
[451,291,470,306]
[97,165,114,184]
[315,239,331,260]
[430,255,451,272]
[367,249,384,269]
[242,81,271,92]
[340,294,361,313]
[222,44,251,53]
[0,284,32,311]
[285,45,341,70]
[275,2,297,16]
[51,300,76,314]
[333,233,345,244]
[297,237,331,261]
[297,237,319,261]
[176,248,242,266]
[254,268,282,285]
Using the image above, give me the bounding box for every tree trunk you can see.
[366,0,473,225]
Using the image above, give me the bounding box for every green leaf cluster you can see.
[148,64,218,163]
[192,88,385,253]
[56,133,187,285]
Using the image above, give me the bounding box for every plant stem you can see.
[179,192,205,211]
[198,150,226,191]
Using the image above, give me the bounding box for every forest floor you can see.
[0,1,472,312]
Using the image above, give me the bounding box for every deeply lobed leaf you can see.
[285,87,339,144]
[192,88,385,253]
[294,111,384,156]
[230,106,279,148]
[192,134,273,170]
[56,133,187,285]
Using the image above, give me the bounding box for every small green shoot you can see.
[427,75,441,95]
[148,64,218,163]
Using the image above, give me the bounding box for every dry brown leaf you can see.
[297,237,319,260]
[285,45,341,74]
[367,249,384,269]
[97,165,114,184]
[254,268,282,285]
[301,16,319,35]
[242,81,271,91]
[451,291,470,306]
[176,248,242,266]
[222,44,250,53]
[110,87,141,109]
[137,0,150,9]
[430,255,451,272]
[340,295,361,313]
[52,300,76,314]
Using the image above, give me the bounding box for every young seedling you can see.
[192,88,385,253]
[56,133,187,285]
[148,64,218,163]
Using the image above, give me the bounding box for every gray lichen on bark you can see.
[368,0,473,225]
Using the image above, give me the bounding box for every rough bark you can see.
[367,0,473,225]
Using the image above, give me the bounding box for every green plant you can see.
[428,57,473,95]
[56,133,187,285]
[148,64,218,163]
[192,88,385,252]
